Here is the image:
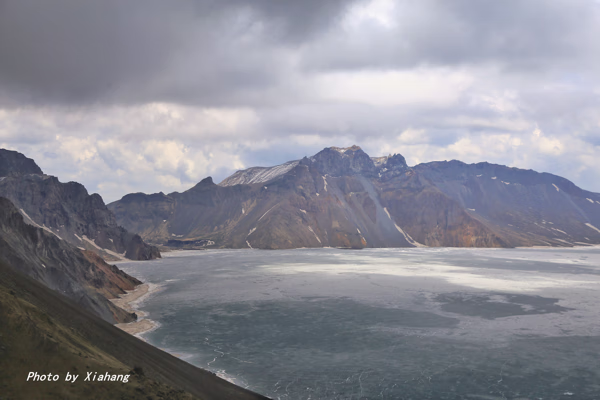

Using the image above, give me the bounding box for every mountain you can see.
[0,149,160,261]
[108,146,600,249]
[0,148,43,176]
[0,196,139,324]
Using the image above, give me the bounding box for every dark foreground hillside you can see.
[0,259,270,400]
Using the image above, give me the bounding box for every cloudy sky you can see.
[1,0,600,202]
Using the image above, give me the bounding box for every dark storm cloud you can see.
[304,0,599,72]
[0,0,598,107]
[0,0,359,106]
[2,0,600,199]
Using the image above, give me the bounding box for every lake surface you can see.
[118,247,600,399]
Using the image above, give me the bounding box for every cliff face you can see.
[109,146,600,249]
[0,196,140,324]
[0,149,160,261]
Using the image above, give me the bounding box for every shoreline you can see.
[149,244,600,255]
[110,281,246,387]
[111,283,161,337]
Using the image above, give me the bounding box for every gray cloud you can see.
[304,0,599,73]
[1,0,600,201]
[1,0,598,107]
[0,0,359,106]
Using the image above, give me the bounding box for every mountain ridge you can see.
[0,149,161,261]
[108,146,600,249]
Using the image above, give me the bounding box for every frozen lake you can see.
[118,247,600,399]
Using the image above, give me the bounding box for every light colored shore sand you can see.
[111,283,159,337]
[115,319,157,336]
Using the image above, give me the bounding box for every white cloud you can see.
[345,0,397,29]
[314,67,474,107]
[531,126,565,155]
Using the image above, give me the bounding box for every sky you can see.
[1,0,600,202]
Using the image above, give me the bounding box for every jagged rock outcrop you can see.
[0,149,160,261]
[0,197,139,323]
[108,146,600,249]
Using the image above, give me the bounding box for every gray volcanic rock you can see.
[411,160,600,246]
[109,146,420,249]
[0,197,140,323]
[109,145,600,249]
[306,145,378,177]
[0,149,160,261]
[0,148,43,176]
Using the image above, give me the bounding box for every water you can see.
[118,247,600,399]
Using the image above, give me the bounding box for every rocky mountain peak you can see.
[306,146,409,179]
[0,149,43,176]
[376,153,409,181]
[372,153,408,169]
[308,145,377,177]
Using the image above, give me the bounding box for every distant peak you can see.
[188,176,215,192]
[309,145,377,177]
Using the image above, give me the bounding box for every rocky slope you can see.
[109,146,600,249]
[0,196,140,324]
[0,149,160,261]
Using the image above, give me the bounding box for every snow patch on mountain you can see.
[554,238,573,245]
[371,156,389,167]
[331,146,360,155]
[258,205,276,221]
[19,208,40,228]
[585,223,600,234]
[219,160,299,186]
[82,235,126,260]
[19,208,63,240]
[383,207,426,247]
[307,226,321,244]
